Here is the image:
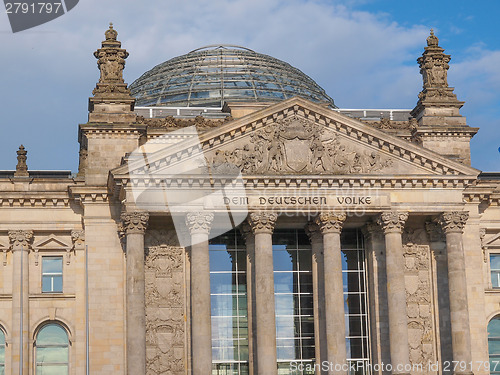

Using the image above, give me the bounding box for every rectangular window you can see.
[210,230,249,375]
[273,229,315,374]
[42,256,63,293]
[491,254,500,288]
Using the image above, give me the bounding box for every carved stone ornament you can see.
[145,243,185,374]
[425,222,444,243]
[71,230,85,250]
[91,24,132,100]
[77,149,88,178]
[415,30,461,104]
[437,211,469,234]
[121,212,149,234]
[315,212,346,234]
[361,222,383,242]
[238,221,254,244]
[377,211,409,234]
[140,115,227,130]
[14,145,29,177]
[404,243,436,368]
[185,212,214,235]
[304,221,322,243]
[248,212,278,234]
[8,230,34,250]
[208,115,393,175]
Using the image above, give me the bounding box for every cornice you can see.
[0,193,71,207]
[68,186,111,205]
[113,174,477,191]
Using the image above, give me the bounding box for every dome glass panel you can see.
[130,45,335,108]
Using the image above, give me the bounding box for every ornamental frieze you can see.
[207,115,393,175]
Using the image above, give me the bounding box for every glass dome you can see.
[130,45,335,108]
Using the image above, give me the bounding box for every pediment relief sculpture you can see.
[207,115,393,175]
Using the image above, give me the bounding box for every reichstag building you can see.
[0,25,499,375]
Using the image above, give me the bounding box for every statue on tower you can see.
[413,29,462,105]
[88,23,136,123]
[418,30,449,89]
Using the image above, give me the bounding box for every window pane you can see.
[53,276,63,293]
[491,255,500,270]
[0,330,4,345]
[42,257,63,273]
[210,230,248,371]
[37,325,68,345]
[36,347,69,363]
[36,366,68,375]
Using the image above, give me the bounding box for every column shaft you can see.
[254,230,277,374]
[126,232,146,375]
[186,212,214,375]
[384,231,410,372]
[9,230,32,375]
[323,231,346,373]
[438,211,473,374]
[190,232,212,374]
[121,212,149,375]
[316,212,347,375]
[446,231,472,364]
[248,212,278,375]
[307,224,327,371]
[378,212,410,375]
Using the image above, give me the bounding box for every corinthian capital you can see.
[377,211,408,234]
[248,212,278,234]
[315,212,346,234]
[305,221,322,243]
[437,211,469,234]
[121,212,149,234]
[186,212,214,235]
[9,230,34,251]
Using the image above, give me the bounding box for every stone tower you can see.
[411,30,478,165]
[78,24,146,185]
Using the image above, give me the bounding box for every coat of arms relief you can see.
[208,115,393,174]
[144,230,186,375]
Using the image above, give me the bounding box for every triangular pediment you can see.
[113,97,479,180]
[33,235,71,250]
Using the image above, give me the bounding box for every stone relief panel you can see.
[207,115,395,175]
[403,228,437,374]
[145,229,186,375]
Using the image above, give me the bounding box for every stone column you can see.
[9,230,33,375]
[437,212,473,374]
[240,222,257,374]
[362,223,390,375]
[426,222,453,368]
[377,211,410,375]
[315,212,347,374]
[248,212,278,375]
[305,222,327,372]
[186,211,214,375]
[121,212,149,375]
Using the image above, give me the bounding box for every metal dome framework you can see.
[130,45,336,108]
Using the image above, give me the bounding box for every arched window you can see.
[488,315,500,374]
[35,323,69,375]
[0,328,5,375]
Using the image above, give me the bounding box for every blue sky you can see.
[0,0,499,171]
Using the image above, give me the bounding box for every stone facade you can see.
[0,26,499,375]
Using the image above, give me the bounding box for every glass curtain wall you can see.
[272,228,370,375]
[210,230,249,375]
